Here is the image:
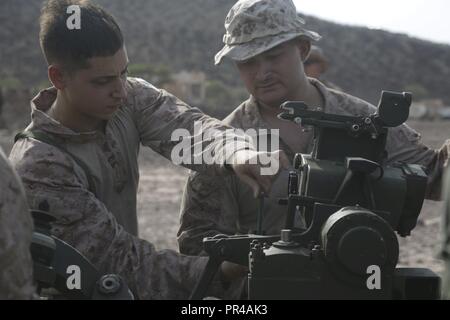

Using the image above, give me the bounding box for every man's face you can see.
[62,47,129,120]
[236,40,307,109]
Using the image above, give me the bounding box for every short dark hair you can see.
[39,0,124,72]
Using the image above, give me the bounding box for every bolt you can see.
[98,275,121,295]
[281,229,292,243]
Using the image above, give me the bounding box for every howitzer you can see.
[31,208,134,300]
[191,91,441,300]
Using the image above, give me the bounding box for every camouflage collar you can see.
[29,87,102,142]
[242,78,334,125]
[241,95,271,131]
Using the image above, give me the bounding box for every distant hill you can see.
[1,0,449,108]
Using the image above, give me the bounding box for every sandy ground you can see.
[1,120,449,276]
[135,120,450,276]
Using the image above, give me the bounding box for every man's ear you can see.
[48,65,67,90]
[297,39,312,62]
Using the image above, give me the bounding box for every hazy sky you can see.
[293,0,450,45]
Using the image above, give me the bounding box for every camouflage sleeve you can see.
[0,149,35,299]
[442,168,450,299]
[127,78,254,175]
[385,124,447,200]
[178,171,240,256]
[10,142,222,300]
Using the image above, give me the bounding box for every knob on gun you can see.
[284,171,300,229]
[277,101,309,122]
[288,171,299,195]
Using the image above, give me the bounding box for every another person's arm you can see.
[385,123,449,200]
[440,170,450,300]
[10,141,218,300]
[441,167,450,299]
[0,149,36,300]
[128,78,287,197]
[178,171,241,255]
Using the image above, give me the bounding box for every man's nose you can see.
[255,60,273,82]
[112,78,127,99]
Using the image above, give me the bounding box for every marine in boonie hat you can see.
[215,0,321,65]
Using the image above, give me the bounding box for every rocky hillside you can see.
[1,0,449,108]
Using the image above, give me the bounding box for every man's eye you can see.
[268,52,281,59]
[238,59,255,67]
[93,79,110,85]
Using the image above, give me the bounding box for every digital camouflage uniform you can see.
[177,0,450,255]
[0,148,36,299]
[9,77,252,300]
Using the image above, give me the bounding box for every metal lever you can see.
[256,193,266,235]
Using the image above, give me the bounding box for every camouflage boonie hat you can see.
[215,0,321,65]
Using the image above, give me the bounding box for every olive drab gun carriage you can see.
[31,207,134,300]
[191,91,441,300]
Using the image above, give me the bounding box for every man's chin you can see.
[255,90,287,109]
[257,96,287,110]
[95,111,116,121]
[100,114,116,121]
[98,106,121,119]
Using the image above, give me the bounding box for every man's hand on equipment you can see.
[229,149,290,198]
[220,261,248,282]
